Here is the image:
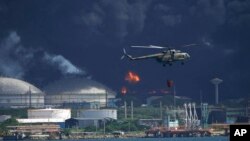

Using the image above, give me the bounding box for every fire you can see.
[125,71,140,83]
[121,86,127,95]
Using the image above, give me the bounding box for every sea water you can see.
[21,136,228,141]
[53,136,229,141]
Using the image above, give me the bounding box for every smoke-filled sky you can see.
[0,0,250,103]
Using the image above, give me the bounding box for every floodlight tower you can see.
[210,78,223,105]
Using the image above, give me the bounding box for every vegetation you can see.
[84,126,96,132]
[0,109,26,136]
[0,118,19,136]
[0,108,27,118]
[62,128,71,136]
[112,120,148,132]
[83,119,149,133]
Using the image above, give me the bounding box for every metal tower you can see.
[201,103,209,128]
[210,78,223,105]
[184,103,200,129]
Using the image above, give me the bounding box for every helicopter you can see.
[121,44,195,66]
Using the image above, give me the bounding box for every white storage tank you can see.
[28,108,71,120]
[44,77,116,107]
[79,109,117,120]
[0,77,44,108]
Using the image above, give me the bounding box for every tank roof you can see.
[44,77,116,95]
[0,77,42,95]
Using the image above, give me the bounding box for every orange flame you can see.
[125,71,140,83]
[121,86,127,95]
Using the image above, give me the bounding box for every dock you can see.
[145,127,212,137]
[6,124,61,140]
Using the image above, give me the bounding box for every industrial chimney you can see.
[210,78,223,105]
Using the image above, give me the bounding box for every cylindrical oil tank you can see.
[0,77,44,108]
[208,110,226,124]
[79,109,117,120]
[28,108,71,120]
[44,77,116,107]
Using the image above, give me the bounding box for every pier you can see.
[145,127,211,137]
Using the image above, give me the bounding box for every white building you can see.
[17,108,71,128]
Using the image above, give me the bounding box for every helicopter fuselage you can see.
[157,51,190,65]
[122,47,191,66]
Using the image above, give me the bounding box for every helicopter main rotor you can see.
[131,44,197,49]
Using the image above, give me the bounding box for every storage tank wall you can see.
[79,109,117,120]
[0,94,44,108]
[28,109,71,120]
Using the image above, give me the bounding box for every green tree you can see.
[0,118,19,136]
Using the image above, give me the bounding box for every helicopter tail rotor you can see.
[121,48,126,60]
[121,48,133,60]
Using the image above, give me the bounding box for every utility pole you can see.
[160,101,162,119]
[29,86,31,108]
[95,121,98,135]
[131,101,134,120]
[124,101,127,119]
[129,120,131,132]
[105,90,108,108]
[173,85,176,120]
[200,90,203,105]
[103,119,105,135]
